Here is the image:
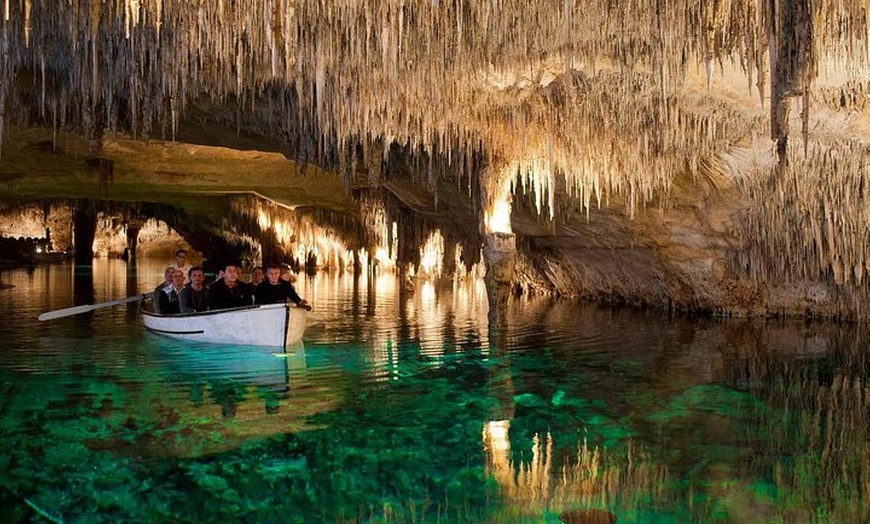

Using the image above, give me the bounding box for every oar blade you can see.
[38,304,98,321]
[37,293,151,321]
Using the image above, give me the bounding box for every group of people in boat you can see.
[152,249,310,315]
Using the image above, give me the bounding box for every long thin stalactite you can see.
[1,1,870,311]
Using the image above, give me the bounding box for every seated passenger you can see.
[179,266,210,312]
[158,269,186,314]
[209,263,254,310]
[152,266,176,313]
[172,249,193,283]
[251,266,265,287]
[255,264,311,310]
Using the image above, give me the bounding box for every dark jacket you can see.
[152,283,170,313]
[157,285,182,314]
[179,285,210,313]
[209,280,254,310]
[254,280,303,305]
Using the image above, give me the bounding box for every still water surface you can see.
[0,259,867,523]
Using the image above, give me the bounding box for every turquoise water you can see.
[0,260,867,523]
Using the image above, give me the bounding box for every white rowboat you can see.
[142,303,307,348]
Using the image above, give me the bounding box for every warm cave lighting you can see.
[485,199,512,235]
[256,210,272,232]
[369,221,398,271]
[253,202,364,272]
[418,230,445,278]
[374,246,395,270]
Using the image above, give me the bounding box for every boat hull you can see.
[142,303,306,348]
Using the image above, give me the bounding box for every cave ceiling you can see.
[1,1,866,214]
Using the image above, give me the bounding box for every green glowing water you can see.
[0,260,866,523]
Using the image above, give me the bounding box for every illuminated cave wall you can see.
[0,203,192,258]
[0,202,72,252]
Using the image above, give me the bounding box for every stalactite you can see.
[0,9,6,163]
[730,132,870,316]
[767,0,816,169]
[0,1,868,294]
[0,77,5,164]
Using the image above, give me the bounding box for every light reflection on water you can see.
[0,260,867,523]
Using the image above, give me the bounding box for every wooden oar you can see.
[38,293,153,321]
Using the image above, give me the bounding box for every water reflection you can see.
[0,261,867,523]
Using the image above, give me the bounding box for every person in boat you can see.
[172,249,193,283]
[255,263,311,310]
[152,266,176,313]
[250,266,265,287]
[157,269,186,314]
[179,266,210,313]
[209,263,254,310]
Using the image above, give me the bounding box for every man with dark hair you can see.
[209,263,254,310]
[255,264,311,310]
[250,266,265,287]
[180,266,210,312]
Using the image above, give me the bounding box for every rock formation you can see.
[2,1,870,318]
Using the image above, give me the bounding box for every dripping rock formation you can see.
[1,1,869,319]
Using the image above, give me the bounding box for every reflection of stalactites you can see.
[809,371,868,482]
[724,328,868,519]
[483,420,513,492]
[486,426,669,517]
[72,265,96,329]
[484,427,553,504]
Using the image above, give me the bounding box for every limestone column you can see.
[483,232,516,325]
[73,200,97,266]
[352,248,362,276]
[125,222,141,259]
[480,160,516,322]
[125,252,140,318]
[484,233,517,422]
[768,0,815,168]
[477,162,518,463]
